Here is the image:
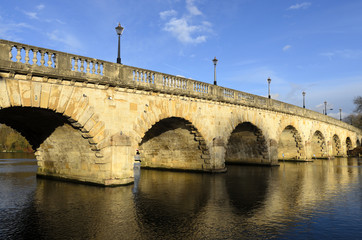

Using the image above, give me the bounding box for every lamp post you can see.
[339,108,342,121]
[302,91,306,108]
[212,57,218,85]
[324,101,327,115]
[267,77,271,99]
[115,23,124,64]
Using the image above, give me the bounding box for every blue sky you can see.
[1,0,362,118]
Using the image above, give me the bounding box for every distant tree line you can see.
[0,124,33,152]
[343,96,362,129]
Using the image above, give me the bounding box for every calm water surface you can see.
[1,153,362,239]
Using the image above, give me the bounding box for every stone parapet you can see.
[0,39,361,135]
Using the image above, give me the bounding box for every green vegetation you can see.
[0,124,33,152]
[343,96,362,129]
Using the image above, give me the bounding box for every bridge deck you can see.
[0,39,360,133]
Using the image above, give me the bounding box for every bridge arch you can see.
[332,134,342,157]
[225,121,270,165]
[0,78,128,185]
[277,125,305,160]
[357,138,361,147]
[138,117,208,170]
[346,137,353,153]
[310,130,327,158]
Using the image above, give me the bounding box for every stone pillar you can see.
[268,139,279,165]
[326,140,333,159]
[99,133,134,186]
[304,140,313,160]
[206,137,227,172]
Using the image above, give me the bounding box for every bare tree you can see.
[343,96,362,129]
[354,96,362,113]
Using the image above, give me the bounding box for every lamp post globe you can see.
[212,57,218,85]
[115,23,124,64]
[267,77,271,99]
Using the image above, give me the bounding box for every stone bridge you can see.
[0,39,361,186]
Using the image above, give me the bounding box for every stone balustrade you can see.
[0,39,360,134]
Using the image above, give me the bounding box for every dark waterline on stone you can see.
[1,153,362,239]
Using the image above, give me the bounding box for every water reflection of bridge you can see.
[26,158,361,238]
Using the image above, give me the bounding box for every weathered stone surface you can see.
[0,39,361,186]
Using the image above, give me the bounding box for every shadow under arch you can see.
[277,125,305,160]
[310,130,327,158]
[0,107,68,149]
[139,117,207,171]
[0,107,103,183]
[346,137,353,154]
[332,134,342,157]
[225,122,269,165]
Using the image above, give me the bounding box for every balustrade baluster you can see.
[147,72,151,83]
[33,49,38,65]
[142,71,146,82]
[138,71,141,82]
[86,60,90,73]
[47,52,52,67]
[40,51,45,66]
[134,70,138,81]
[16,47,21,62]
[74,57,78,71]
[97,63,101,75]
[92,61,96,74]
[80,59,84,72]
[24,48,30,64]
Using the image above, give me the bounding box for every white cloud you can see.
[186,0,202,16]
[320,49,362,60]
[160,10,177,20]
[24,11,38,19]
[283,45,291,51]
[47,30,83,53]
[0,19,36,40]
[36,4,45,11]
[160,0,211,44]
[164,17,210,44]
[21,4,44,20]
[288,2,311,10]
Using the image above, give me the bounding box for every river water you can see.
[1,153,362,239]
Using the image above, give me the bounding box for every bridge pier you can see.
[99,134,134,186]
[35,128,134,186]
[207,137,227,172]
